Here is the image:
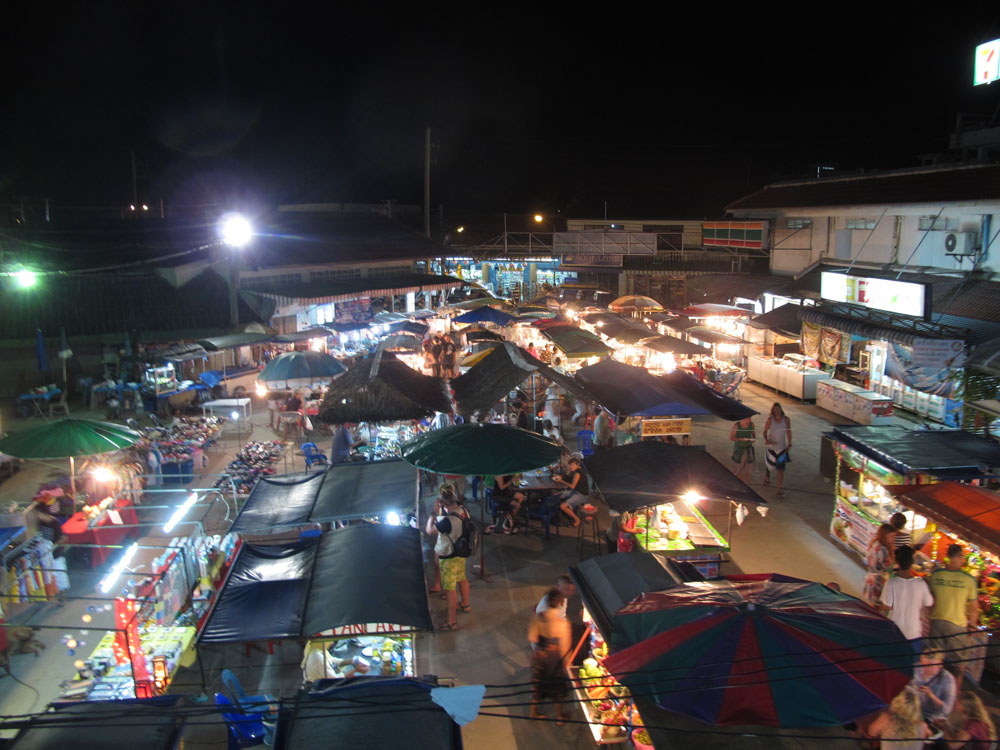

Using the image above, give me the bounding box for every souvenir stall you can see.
[585,442,767,579]
[212,440,288,497]
[827,424,1000,560]
[0,535,70,615]
[141,416,223,485]
[198,524,432,683]
[140,362,205,416]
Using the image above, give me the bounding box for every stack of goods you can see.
[631,503,691,549]
[323,635,414,678]
[575,637,635,742]
[214,441,285,495]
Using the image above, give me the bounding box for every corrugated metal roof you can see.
[727,164,1000,211]
[686,274,793,303]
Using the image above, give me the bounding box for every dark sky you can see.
[1,7,997,221]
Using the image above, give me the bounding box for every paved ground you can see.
[0,385,951,747]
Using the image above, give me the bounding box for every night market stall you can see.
[198,524,433,681]
[585,441,767,577]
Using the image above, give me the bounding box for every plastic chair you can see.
[525,495,562,540]
[301,442,328,469]
[576,430,595,457]
[221,668,278,721]
[214,692,268,749]
[49,391,70,418]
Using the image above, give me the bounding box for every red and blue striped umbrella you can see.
[603,574,913,728]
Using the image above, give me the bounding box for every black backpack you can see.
[446,511,479,558]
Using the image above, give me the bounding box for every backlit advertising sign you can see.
[975,39,1000,86]
[820,272,929,319]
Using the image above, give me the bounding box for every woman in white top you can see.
[762,402,791,497]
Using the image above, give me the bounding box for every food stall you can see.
[816,379,894,424]
[747,353,831,400]
[627,498,730,577]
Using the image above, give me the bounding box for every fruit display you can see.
[571,618,640,745]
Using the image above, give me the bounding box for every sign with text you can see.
[820,272,929,318]
[641,418,691,437]
[560,253,623,268]
[975,39,1000,86]
[910,338,966,369]
[830,496,879,558]
[703,221,768,250]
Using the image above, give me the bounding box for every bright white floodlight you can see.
[219,213,253,248]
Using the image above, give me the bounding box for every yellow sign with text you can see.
[641,418,691,437]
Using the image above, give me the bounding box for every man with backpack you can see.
[425,489,472,631]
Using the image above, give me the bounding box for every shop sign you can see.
[641,418,691,437]
[830,496,879,557]
[331,622,407,636]
[975,39,1000,86]
[560,253,623,268]
[886,342,958,398]
[703,221,767,250]
[910,338,966,368]
[335,297,373,325]
[820,272,929,319]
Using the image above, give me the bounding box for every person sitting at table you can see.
[944,690,996,749]
[915,651,957,729]
[550,456,590,527]
[541,419,563,446]
[284,390,303,413]
[487,475,524,535]
[331,422,367,463]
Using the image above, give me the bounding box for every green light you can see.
[15,270,37,288]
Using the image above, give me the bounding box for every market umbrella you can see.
[609,295,663,313]
[258,350,347,389]
[0,418,142,496]
[603,574,914,728]
[400,423,562,476]
[453,307,519,327]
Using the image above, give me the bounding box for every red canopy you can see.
[895,482,1000,556]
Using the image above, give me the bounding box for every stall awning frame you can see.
[893,482,1000,557]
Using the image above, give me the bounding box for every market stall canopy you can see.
[585,442,767,514]
[541,326,612,359]
[746,304,803,339]
[151,342,211,362]
[642,335,711,357]
[658,316,698,333]
[602,574,913,727]
[274,678,463,750]
[596,319,657,345]
[465,328,505,343]
[390,320,429,336]
[657,370,758,421]
[680,303,751,318]
[401,422,562,475]
[229,471,325,533]
[0,418,142,459]
[831,425,1000,479]
[258,350,347,389]
[452,306,519,327]
[892,482,1000,555]
[569,551,699,643]
[451,342,597,418]
[197,331,273,351]
[272,326,334,343]
[684,326,749,346]
[199,524,432,644]
[581,312,625,327]
[379,333,424,352]
[319,351,450,424]
[574,360,709,417]
[609,295,663,312]
[447,296,513,311]
[8,696,184,750]
[515,305,557,319]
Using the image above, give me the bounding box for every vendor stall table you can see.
[18,388,63,418]
[747,354,830,400]
[61,497,139,567]
[201,397,252,422]
[90,383,141,411]
[816,379,893,424]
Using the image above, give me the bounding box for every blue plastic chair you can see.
[525,495,562,540]
[576,430,595,457]
[214,693,268,749]
[301,442,328,469]
[221,668,278,721]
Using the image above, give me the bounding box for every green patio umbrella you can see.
[400,423,562,476]
[0,418,143,495]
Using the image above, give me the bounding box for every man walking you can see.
[928,544,979,681]
[880,546,933,647]
[425,490,470,632]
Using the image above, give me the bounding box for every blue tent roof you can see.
[453,306,518,326]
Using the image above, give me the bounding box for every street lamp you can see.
[15,270,37,288]
[218,213,253,329]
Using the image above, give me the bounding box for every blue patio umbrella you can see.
[453,307,519,327]
[258,350,347,389]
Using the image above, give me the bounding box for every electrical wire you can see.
[0,665,40,714]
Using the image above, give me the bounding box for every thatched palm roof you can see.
[319,351,451,424]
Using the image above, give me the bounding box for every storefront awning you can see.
[230,460,417,533]
[199,524,432,643]
[831,425,1000,478]
[895,482,1000,556]
[585,442,767,514]
[799,307,918,347]
[569,552,697,642]
[747,304,803,338]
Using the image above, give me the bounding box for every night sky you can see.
[1,8,997,222]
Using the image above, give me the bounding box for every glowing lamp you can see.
[255,382,269,398]
[218,212,253,248]
[386,511,402,526]
[231,411,240,420]
[681,490,705,504]
[92,466,115,483]
[15,270,37,288]
[99,543,139,594]
[163,492,198,534]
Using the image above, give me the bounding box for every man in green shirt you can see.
[928,544,979,682]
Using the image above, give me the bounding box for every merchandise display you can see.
[747,353,830,400]
[214,440,286,495]
[370,423,419,460]
[570,611,637,744]
[308,633,416,681]
[143,364,178,397]
[627,500,729,578]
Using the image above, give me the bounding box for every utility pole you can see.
[130,151,138,208]
[424,127,431,238]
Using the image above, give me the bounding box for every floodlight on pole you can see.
[218,213,253,248]
[15,270,37,288]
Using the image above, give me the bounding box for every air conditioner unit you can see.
[944,232,978,256]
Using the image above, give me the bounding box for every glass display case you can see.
[143,363,178,396]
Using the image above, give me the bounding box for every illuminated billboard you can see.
[820,272,929,319]
[975,39,1000,86]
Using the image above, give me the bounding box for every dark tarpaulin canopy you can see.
[391,320,430,336]
[451,342,597,417]
[574,359,710,417]
[10,697,183,750]
[229,471,325,534]
[200,525,432,644]
[151,342,211,362]
[541,326,612,358]
[642,335,711,356]
[685,326,748,346]
[273,327,334,343]
[585,442,767,514]
[597,319,657,344]
[747,304,803,338]
[466,328,505,343]
[197,332,273,351]
[453,306,518,326]
[380,333,424,351]
[658,316,698,332]
[311,459,417,522]
[319,350,450,424]
[657,370,758,421]
[275,678,463,750]
[569,552,698,642]
[832,425,1000,478]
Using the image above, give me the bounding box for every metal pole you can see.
[228,251,239,329]
[424,127,431,239]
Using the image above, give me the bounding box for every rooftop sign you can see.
[975,39,1000,86]
[820,272,929,319]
